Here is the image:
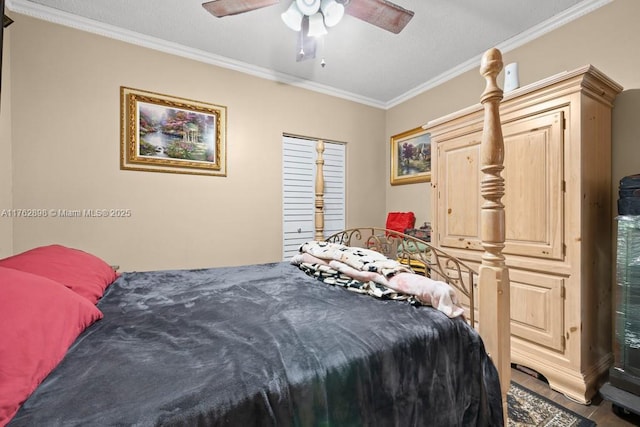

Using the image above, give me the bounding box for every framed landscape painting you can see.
[390,126,431,185]
[120,87,227,176]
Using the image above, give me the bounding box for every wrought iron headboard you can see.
[325,227,477,326]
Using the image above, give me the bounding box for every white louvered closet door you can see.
[282,136,345,260]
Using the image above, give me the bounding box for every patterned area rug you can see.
[508,383,596,427]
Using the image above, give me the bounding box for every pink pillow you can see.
[0,244,119,304]
[0,266,103,425]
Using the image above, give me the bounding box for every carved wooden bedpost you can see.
[315,140,325,241]
[478,48,510,425]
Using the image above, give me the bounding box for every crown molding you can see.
[5,0,386,109]
[385,0,612,109]
[6,0,611,110]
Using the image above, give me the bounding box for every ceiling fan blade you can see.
[344,0,414,34]
[202,0,279,17]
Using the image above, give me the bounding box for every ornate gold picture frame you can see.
[390,126,431,185]
[120,87,227,176]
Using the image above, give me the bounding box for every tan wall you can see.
[0,24,12,258]
[6,1,640,271]
[6,15,386,271]
[387,0,640,225]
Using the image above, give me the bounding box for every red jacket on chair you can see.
[385,212,415,235]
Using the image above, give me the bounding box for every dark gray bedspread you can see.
[10,262,502,426]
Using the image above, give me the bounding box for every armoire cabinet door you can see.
[448,261,565,351]
[509,269,565,351]
[502,109,565,260]
[436,108,565,260]
[436,131,483,250]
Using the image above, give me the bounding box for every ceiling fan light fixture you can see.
[307,12,328,37]
[281,2,303,31]
[320,0,344,27]
[296,0,321,16]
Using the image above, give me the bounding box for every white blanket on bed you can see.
[291,241,464,318]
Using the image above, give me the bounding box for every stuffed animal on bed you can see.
[388,272,464,318]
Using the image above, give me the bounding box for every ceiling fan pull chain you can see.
[320,36,326,68]
[297,26,306,60]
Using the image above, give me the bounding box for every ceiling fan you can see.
[202,0,413,63]
[202,0,414,34]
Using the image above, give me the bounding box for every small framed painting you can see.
[120,87,227,176]
[390,126,431,185]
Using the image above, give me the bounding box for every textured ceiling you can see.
[6,0,607,108]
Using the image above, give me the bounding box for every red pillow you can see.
[0,267,103,425]
[0,245,119,304]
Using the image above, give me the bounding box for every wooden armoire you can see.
[424,65,622,403]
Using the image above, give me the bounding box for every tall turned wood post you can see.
[314,140,325,241]
[478,48,511,425]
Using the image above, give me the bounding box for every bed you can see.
[0,48,510,426]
